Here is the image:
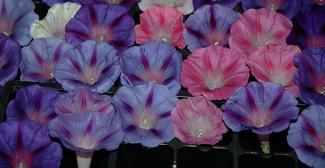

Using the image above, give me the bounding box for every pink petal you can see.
[181,46,250,100]
[135,6,186,49]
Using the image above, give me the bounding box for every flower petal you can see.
[193,0,241,9]
[139,0,194,15]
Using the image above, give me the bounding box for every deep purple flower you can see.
[0,120,62,168]
[43,0,79,7]
[49,112,123,152]
[294,48,325,105]
[55,40,120,93]
[112,83,177,147]
[55,88,115,116]
[184,4,240,52]
[287,6,325,49]
[0,34,20,85]
[121,41,182,95]
[287,105,325,168]
[193,0,241,9]
[6,85,60,125]
[241,0,301,19]
[222,82,299,135]
[0,0,38,45]
[65,4,135,51]
[78,0,140,9]
[20,38,73,83]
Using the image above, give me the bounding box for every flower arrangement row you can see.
[0,0,324,168]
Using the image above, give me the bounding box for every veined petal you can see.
[139,0,194,15]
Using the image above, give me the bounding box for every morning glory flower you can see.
[193,0,241,9]
[138,0,194,15]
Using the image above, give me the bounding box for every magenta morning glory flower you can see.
[112,83,177,147]
[6,85,60,125]
[193,0,241,9]
[120,41,182,95]
[65,4,135,51]
[171,96,228,145]
[241,0,301,19]
[0,0,38,45]
[49,112,123,167]
[55,87,115,116]
[55,40,120,93]
[184,4,240,52]
[0,34,20,85]
[294,48,325,105]
[287,105,325,168]
[20,38,73,83]
[288,6,325,49]
[0,120,62,168]
[222,82,298,153]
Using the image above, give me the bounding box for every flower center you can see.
[106,0,123,4]
[250,110,272,128]
[270,72,291,86]
[42,64,55,80]
[11,151,32,168]
[263,0,283,10]
[135,109,157,130]
[0,19,13,36]
[144,70,164,84]
[91,26,110,42]
[205,74,224,90]
[82,68,100,85]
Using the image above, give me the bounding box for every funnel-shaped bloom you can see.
[0,121,62,168]
[21,38,73,83]
[112,83,177,147]
[222,82,299,135]
[247,44,301,96]
[31,2,81,39]
[229,8,292,57]
[287,6,325,49]
[0,34,20,85]
[193,0,240,9]
[55,40,120,93]
[6,85,60,125]
[181,46,250,100]
[49,112,123,152]
[65,4,135,51]
[184,4,240,52]
[135,6,185,49]
[55,88,115,116]
[294,48,325,105]
[242,0,301,19]
[121,41,182,95]
[139,0,194,15]
[287,105,325,168]
[171,96,227,145]
[0,0,38,45]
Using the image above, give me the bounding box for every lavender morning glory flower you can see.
[0,0,38,45]
[288,6,325,49]
[241,0,301,19]
[184,4,240,52]
[193,0,241,9]
[121,41,182,95]
[49,112,123,167]
[0,34,20,85]
[55,40,120,93]
[6,85,60,125]
[112,83,177,147]
[222,82,299,153]
[287,105,325,168]
[55,87,115,116]
[20,38,73,83]
[294,48,325,105]
[0,120,62,168]
[65,4,135,51]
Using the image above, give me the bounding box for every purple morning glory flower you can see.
[112,83,177,147]
[241,0,301,19]
[0,0,38,45]
[49,112,124,152]
[43,0,79,7]
[121,41,182,95]
[65,4,135,51]
[55,40,120,93]
[0,120,62,168]
[0,34,20,85]
[20,38,73,83]
[193,0,241,9]
[55,87,115,116]
[287,105,325,168]
[287,6,325,49]
[6,85,60,125]
[222,82,299,135]
[184,4,240,52]
[78,0,140,10]
[294,48,325,105]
